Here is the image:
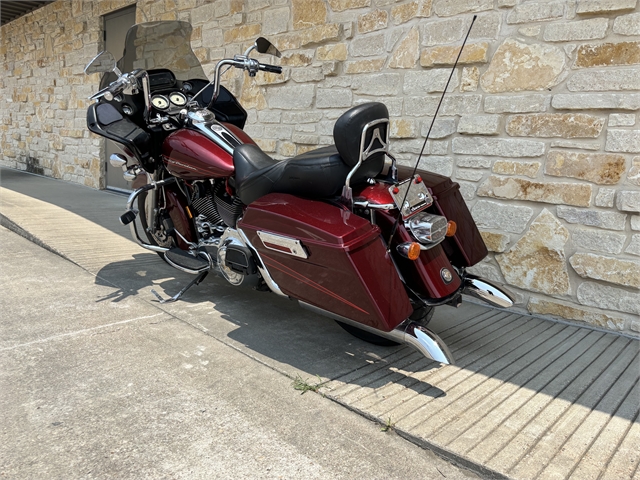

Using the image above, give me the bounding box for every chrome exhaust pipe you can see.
[299,302,454,365]
[463,275,515,309]
[387,319,454,365]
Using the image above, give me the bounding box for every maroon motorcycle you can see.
[84,21,513,365]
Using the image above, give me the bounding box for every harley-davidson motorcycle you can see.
[84,21,513,365]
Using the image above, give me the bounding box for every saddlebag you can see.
[238,193,413,332]
[396,166,488,268]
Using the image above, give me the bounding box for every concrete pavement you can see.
[1,225,479,479]
[1,167,639,479]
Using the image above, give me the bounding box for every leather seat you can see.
[234,144,350,205]
[233,102,389,205]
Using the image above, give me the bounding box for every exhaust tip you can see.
[463,276,514,309]
[394,321,454,365]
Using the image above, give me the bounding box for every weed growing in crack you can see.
[292,374,323,395]
[380,417,395,433]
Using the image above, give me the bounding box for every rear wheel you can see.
[335,305,434,346]
[409,304,434,327]
[336,321,400,346]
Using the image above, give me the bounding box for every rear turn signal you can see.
[397,242,421,261]
[446,220,457,237]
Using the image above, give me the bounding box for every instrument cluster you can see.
[151,91,188,111]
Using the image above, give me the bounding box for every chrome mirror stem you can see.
[243,42,258,57]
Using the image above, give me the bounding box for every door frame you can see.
[102,4,137,193]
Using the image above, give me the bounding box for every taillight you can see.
[406,212,448,248]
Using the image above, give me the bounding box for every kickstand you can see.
[151,271,209,304]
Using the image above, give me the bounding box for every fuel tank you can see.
[162,129,235,180]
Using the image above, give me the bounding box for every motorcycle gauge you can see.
[151,95,170,110]
[170,92,187,106]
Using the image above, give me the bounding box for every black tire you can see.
[409,305,435,327]
[336,305,434,346]
[335,321,400,346]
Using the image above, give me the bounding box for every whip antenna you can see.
[386,15,477,249]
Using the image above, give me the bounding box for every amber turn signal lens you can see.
[407,242,421,260]
[446,220,457,237]
[397,241,422,261]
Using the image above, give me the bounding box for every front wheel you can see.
[137,189,173,262]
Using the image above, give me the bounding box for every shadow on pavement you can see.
[93,253,445,396]
[93,252,639,423]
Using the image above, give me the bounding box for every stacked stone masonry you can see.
[1,0,639,334]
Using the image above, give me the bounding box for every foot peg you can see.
[165,247,210,273]
[151,271,208,304]
[120,209,137,225]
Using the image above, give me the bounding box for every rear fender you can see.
[391,165,488,267]
[375,209,462,300]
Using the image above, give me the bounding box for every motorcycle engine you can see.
[216,228,260,287]
[213,182,243,228]
[191,180,243,239]
[190,181,261,288]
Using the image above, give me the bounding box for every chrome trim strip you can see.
[463,275,515,309]
[191,120,242,156]
[140,70,152,123]
[256,231,308,259]
[237,227,287,297]
[299,302,454,365]
[353,200,396,210]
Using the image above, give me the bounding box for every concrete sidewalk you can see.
[1,225,478,479]
[2,167,639,480]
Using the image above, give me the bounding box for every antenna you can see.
[386,15,477,250]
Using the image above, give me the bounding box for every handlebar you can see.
[258,63,282,74]
[199,56,283,107]
[90,47,282,115]
[89,76,127,101]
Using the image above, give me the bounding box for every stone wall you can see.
[1,0,639,334]
[0,0,137,187]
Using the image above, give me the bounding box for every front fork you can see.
[119,176,176,253]
[146,184,158,238]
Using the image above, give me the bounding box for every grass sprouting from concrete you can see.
[380,417,396,433]
[292,374,323,395]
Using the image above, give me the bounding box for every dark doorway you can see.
[103,5,136,192]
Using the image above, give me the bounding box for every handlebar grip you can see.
[98,76,128,101]
[259,63,282,74]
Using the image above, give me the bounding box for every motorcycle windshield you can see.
[102,21,207,87]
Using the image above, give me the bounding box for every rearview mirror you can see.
[84,51,117,75]
[255,37,281,58]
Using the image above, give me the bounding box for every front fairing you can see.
[100,21,207,89]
